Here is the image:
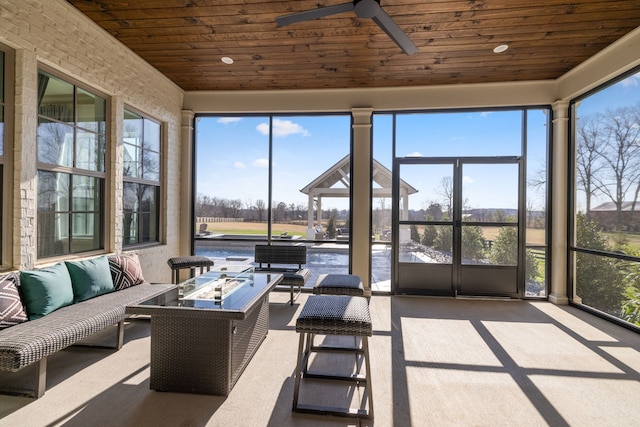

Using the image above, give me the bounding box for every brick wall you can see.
[0,0,185,282]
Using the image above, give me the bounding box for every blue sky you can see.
[576,71,640,117]
[373,110,548,211]
[196,110,546,212]
[195,71,640,214]
[196,115,352,210]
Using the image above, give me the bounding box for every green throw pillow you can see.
[65,256,115,303]
[20,262,74,320]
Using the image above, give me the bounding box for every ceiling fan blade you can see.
[372,10,418,55]
[276,2,355,27]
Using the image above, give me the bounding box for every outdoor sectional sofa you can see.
[0,253,174,398]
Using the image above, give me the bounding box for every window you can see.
[571,67,640,328]
[123,109,161,246]
[193,114,352,278]
[371,113,393,292]
[525,109,550,298]
[373,108,550,296]
[37,70,106,258]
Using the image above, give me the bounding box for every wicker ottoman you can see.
[313,273,365,297]
[167,256,214,284]
[293,295,373,419]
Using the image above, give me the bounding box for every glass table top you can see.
[131,267,282,314]
[180,266,260,309]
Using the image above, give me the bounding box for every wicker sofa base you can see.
[0,282,174,398]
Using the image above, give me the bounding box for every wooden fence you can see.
[196,217,244,223]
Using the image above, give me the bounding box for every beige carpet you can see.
[1,293,639,427]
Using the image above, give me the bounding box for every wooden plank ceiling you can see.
[66,0,640,91]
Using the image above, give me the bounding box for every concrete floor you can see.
[1,292,639,426]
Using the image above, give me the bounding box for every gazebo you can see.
[299,154,418,239]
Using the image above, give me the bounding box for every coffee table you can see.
[126,268,282,395]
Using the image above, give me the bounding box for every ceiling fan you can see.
[275,0,418,55]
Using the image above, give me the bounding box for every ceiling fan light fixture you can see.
[354,0,381,18]
[221,56,234,64]
[493,44,509,53]
[275,0,417,55]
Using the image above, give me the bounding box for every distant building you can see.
[590,201,640,231]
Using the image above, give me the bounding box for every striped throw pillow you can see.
[0,272,28,329]
[108,253,145,290]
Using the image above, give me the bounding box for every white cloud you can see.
[405,151,423,157]
[273,119,310,137]
[256,119,310,137]
[233,161,246,169]
[217,117,242,124]
[480,111,492,117]
[256,122,269,135]
[463,176,474,184]
[252,158,269,168]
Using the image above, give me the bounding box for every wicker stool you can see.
[313,274,365,297]
[293,295,373,419]
[167,256,214,284]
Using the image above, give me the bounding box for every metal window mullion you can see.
[68,174,74,253]
[140,117,145,178]
[267,116,273,243]
[453,158,462,292]
[572,246,640,263]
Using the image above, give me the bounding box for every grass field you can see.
[603,231,640,249]
[197,221,548,245]
[199,221,308,237]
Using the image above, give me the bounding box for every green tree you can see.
[410,224,420,243]
[425,203,443,221]
[491,209,507,222]
[489,227,539,280]
[524,249,541,282]
[461,226,485,261]
[489,227,518,265]
[618,244,640,326]
[621,286,640,326]
[434,225,452,253]
[575,213,624,316]
[326,215,336,239]
[422,224,438,246]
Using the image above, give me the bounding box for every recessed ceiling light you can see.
[221,57,234,64]
[493,44,509,53]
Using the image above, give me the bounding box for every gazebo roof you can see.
[299,154,418,198]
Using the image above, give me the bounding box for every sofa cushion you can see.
[0,272,28,330]
[65,256,115,303]
[108,253,145,290]
[19,263,74,319]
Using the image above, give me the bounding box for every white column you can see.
[549,101,570,305]
[351,108,374,291]
[180,110,195,256]
[306,194,315,239]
